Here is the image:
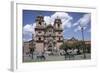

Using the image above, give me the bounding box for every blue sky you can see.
[23,10,91,41]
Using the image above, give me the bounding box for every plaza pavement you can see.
[23,53,91,62]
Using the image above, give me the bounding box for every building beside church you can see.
[66,37,78,45]
[31,15,63,53]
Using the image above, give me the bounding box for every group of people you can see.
[64,48,78,60]
[27,51,48,61]
[26,48,79,61]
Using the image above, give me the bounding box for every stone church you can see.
[32,15,63,53]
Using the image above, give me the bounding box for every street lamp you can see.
[79,24,86,59]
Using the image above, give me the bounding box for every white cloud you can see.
[23,23,36,34]
[74,26,81,32]
[73,21,79,26]
[23,23,36,41]
[32,23,36,34]
[79,14,91,27]
[51,12,72,19]
[73,14,91,27]
[62,19,72,28]
[73,14,91,32]
[43,12,73,28]
[23,24,33,32]
[23,32,32,41]
[51,12,73,28]
[74,26,87,32]
[44,16,51,25]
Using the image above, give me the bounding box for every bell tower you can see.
[35,15,45,52]
[54,17,63,49]
[54,16,62,29]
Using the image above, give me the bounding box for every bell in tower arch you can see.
[35,15,44,27]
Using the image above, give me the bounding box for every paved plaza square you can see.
[23,53,91,62]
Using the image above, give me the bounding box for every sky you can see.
[23,10,91,41]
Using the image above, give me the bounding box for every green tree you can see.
[60,43,69,52]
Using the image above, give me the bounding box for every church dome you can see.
[46,24,54,29]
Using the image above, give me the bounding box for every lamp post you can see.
[80,24,86,59]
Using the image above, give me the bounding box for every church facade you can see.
[32,15,63,53]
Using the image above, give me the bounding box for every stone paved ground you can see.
[23,53,91,62]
